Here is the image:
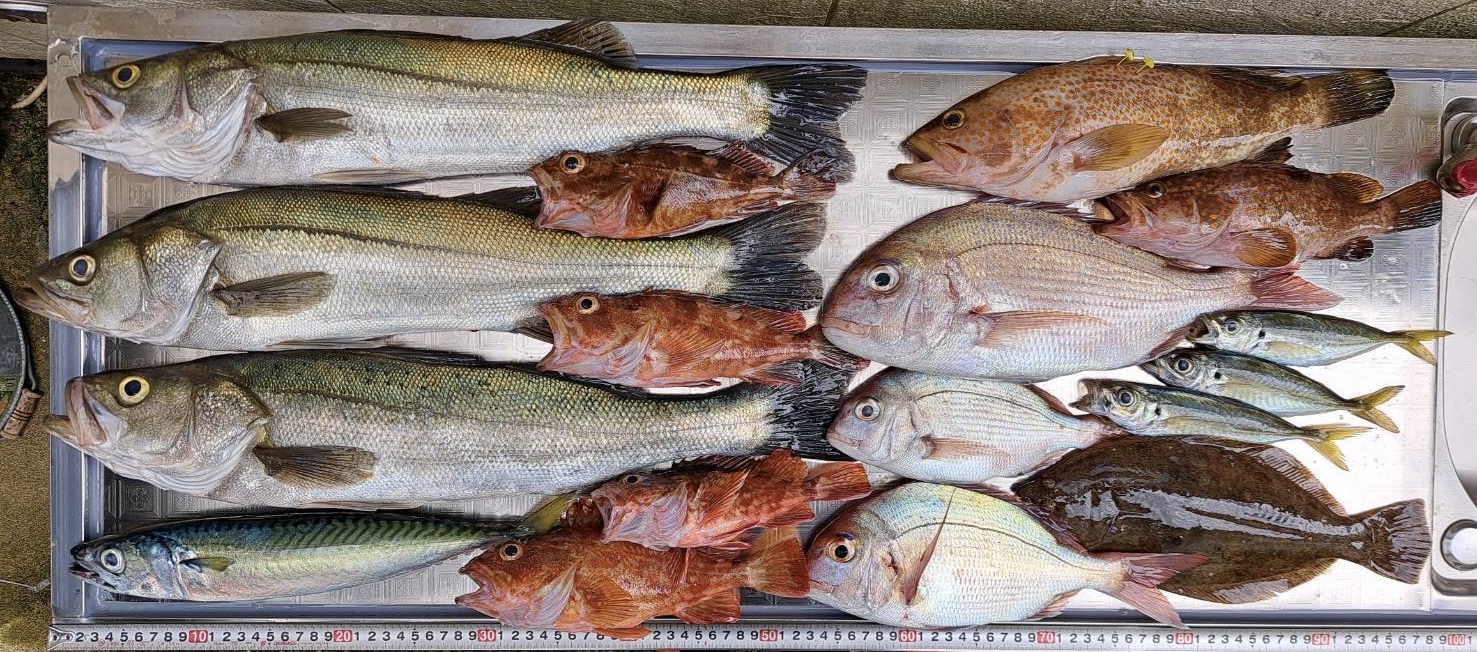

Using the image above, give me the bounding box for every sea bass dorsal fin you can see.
[253,445,377,488]
[513,19,639,69]
[1204,66,1304,91]
[256,108,352,142]
[457,186,542,217]
[213,272,334,317]
[901,488,952,606]
[1065,124,1168,172]
[1328,172,1385,203]
[1025,384,1075,415]
[1227,228,1298,268]
[181,556,234,573]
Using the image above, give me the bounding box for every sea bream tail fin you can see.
[743,527,810,598]
[779,150,842,200]
[731,64,867,182]
[1247,271,1341,310]
[1304,69,1394,128]
[1096,552,1206,629]
[1301,424,1369,471]
[759,361,853,460]
[712,201,825,311]
[1392,329,1451,365]
[1382,180,1443,233]
[1348,385,1403,433]
[1353,498,1430,583]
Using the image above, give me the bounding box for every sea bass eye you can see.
[560,152,586,173]
[576,295,599,314]
[827,533,857,563]
[1174,358,1192,373]
[498,542,523,561]
[866,264,900,293]
[99,548,124,572]
[68,254,96,283]
[854,397,881,421]
[111,64,140,89]
[941,109,966,130]
[1145,182,1166,198]
[118,375,150,405]
[1115,389,1136,406]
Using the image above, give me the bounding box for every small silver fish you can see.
[1189,310,1449,366]
[1142,348,1402,432]
[1072,379,1368,470]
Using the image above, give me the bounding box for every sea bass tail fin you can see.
[1248,271,1342,310]
[1393,329,1451,365]
[1098,552,1205,629]
[1349,385,1404,433]
[713,202,825,311]
[1354,499,1430,583]
[1305,69,1395,128]
[734,64,867,182]
[805,461,872,502]
[743,527,810,598]
[1382,181,1443,232]
[759,361,853,460]
[780,150,842,200]
[1301,425,1369,471]
[804,326,870,371]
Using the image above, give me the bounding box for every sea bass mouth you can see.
[48,379,114,449]
[12,281,93,325]
[50,77,126,137]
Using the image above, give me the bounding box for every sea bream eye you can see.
[866,264,900,292]
[560,152,586,173]
[854,397,881,421]
[68,254,96,283]
[111,64,140,89]
[827,533,857,563]
[118,375,150,405]
[99,548,124,572]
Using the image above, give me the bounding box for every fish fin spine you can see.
[1097,552,1205,629]
[1065,124,1169,172]
[514,19,639,69]
[731,64,866,182]
[1393,329,1451,365]
[745,360,807,386]
[1353,498,1430,583]
[804,461,872,502]
[1229,228,1298,268]
[1348,385,1403,433]
[1303,69,1395,128]
[711,202,825,311]
[1247,271,1341,310]
[743,527,809,597]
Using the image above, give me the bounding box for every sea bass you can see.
[530,146,839,238]
[1142,348,1402,432]
[68,498,568,601]
[590,450,871,550]
[538,290,866,388]
[820,201,1340,382]
[47,21,866,186]
[1072,379,1368,470]
[457,500,809,639]
[806,482,1202,628]
[1093,163,1442,269]
[828,368,1124,484]
[1014,436,1431,603]
[14,188,823,351]
[1190,310,1451,366]
[892,57,1392,202]
[43,350,851,509]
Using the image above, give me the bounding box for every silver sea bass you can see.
[828,368,1122,484]
[820,201,1341,382]
[806,482,1201,628]
[44,350,851,509]
[47,20,866,185]
[15,188,823,351]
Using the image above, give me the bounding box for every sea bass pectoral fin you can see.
[1064,124,1168,172]
[256,108,352,142]
[213,272,334,317]
[253,445,377,488]
[1227,228,1298,268]
[674,590,742,624]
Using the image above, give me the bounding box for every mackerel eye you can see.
[1224,321,1240,334]
[826,533,857,563]
[68,254,96,283]
[1173,358,1192,373]
[941,109,966,130]
[854,397,881,422]
[110,64,140,89]
[118,375,150,405]
[866,264,900,293]
[1115,389,1136,406]
[560,152,586,174]
[576,295,599,314]
[498,542,523,561]
[99,548,124,573]
[1145,182,1166,199]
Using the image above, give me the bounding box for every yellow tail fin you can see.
[1393,329,1451,365]
[1349,385,1403,433]
[1302,425,1370,471]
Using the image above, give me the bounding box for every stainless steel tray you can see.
[44,5,1477,628]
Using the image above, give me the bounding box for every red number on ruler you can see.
[1310,633,1332,645]
[1172,632,1195,645]
[1036,631,1059,644]
[757,629,779,642]
[186,630,209,644]
[476,629,498,642]
[897,630,920,643]
[1446,633,1471,646]
[331,630,353,643]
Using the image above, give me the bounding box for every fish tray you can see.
[41,4,1477,647]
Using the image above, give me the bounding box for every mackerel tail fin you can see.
[1391,329,1451,365]
[1304,69,1395,128]
[1347,385,1403,433]
[1353,498,1430,584]
[734,64,867,183]
[1301,424,1370,471]
[712,202,826,311]
[759,361,854,460]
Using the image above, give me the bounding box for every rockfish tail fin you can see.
[1097,551,1205,629]
[1304,69,1395,128]
[1247,271,1342,310]
[1382,181,1443,233]
[743,527,810,598]
[732,64,867,183]
[712,202,826,311]
[1353,498,1430,583]
[1392,329,1450,365]
[758,361,853,460]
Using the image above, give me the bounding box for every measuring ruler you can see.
[46,622,1477,651]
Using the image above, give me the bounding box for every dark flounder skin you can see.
[1013,436,1429,603]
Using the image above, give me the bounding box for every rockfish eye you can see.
[866,264,900,293]
[576,295,599,314]
[118,375,150,405]
[1174,358,1192,373]
[560,152,586,173]
[99,548,125,573]
[621,474,642,485]
[1145,182,1166,198]
[111,64,140,89]
[68,254,96,283]
[854,397,881,422]
[1115,389,1136,406]
[498,542,523,561]
[827,534,857,563]
[941,109,966,130]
